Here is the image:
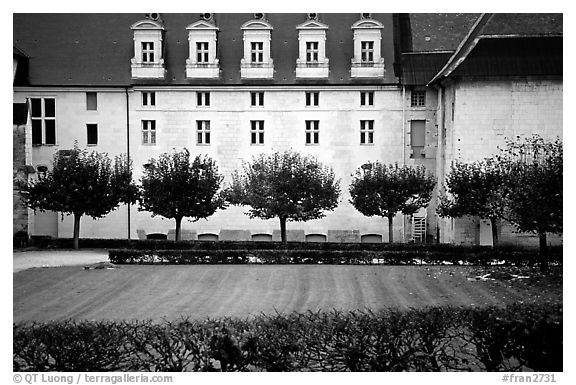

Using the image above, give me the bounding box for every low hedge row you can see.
[108,248,560,266]
[13,303,562,372]
[30,237,563,254]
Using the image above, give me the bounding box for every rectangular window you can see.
[305,91,319,107]
[87,124,98,145]
[410,120,426,158]
[360,91,374,106]
[250,91,264,107]
[196,42,209,63]
[306,41,319,62]
[197,120,210,145]
[361,41,374,63]
[197,92,210,107]
[360,120,374,145]
[250,120,264,145]
[30,98,56,145]
[142,91,156,107]
[251,42,264,63]
[142,120,156,145]
[86,92,97,110]
[142,42,154,63]
[305,120,319,145]
[411,90,426,107]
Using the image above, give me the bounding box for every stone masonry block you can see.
[219,229,251,241]
[327,230,361,243]
[167,229,198,241]
[272,230,305,242]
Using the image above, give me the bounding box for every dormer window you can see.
[241,18,274,79]
[130,18,165,79]
[296,16,329,78]
[351,17,385,78]
[186,18,220,79]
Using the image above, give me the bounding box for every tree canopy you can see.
[437,158,507,246]
[349,162,435,242]
[225,150,340,242]
[20,145,138,248]
[139,149,225,241]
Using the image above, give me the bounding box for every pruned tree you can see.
[498,135,562,271]
[225,150,340,243]
[437,158,507,247]
[139,149,225,241]
[349,162,435,243]
[19,145,138,249]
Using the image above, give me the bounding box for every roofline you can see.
[402,50,455,55]
[481,33,563,39]
[427,13,492,86]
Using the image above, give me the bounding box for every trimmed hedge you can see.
[30,237,563,254]
[108,248,561,266]
[13,303,562,372]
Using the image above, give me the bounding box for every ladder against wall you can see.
[411,211,427,244]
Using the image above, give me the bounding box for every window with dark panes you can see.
[142,120,156,145]
[196,42,209,63]
[305,120,319,145]
[411,90,426,107]
[251,42,264,63]
[197,92,210,107]
[360,120,374,145]
[197,120,210,145]
[31,98,56,145]
[306,41,319,62]
[250,120,264,145]
[142,42,154,63]
[361,41,374,62]
[87,124,98,145]
[142,91,156,106]
[305,91,319,107]
[360,91,374,106]
[250,91,264,107]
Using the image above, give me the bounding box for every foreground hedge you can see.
[108,248,561,266]
[14,303,562,372]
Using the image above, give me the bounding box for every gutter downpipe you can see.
[125,87,131,240]
[434,83,445,244]
[401,85,406,242]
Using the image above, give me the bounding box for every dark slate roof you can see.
[480,13,562,36]
[13,13,398,87]
[13,103,28,125]
[428,13,563,84]
[400,52,453,85]
[404,13,481,52]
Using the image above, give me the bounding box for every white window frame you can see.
[411,90,426,107]
[250,120,265,145]
[360,120,374,145]
[251,42,264,63]
[86,123,98,146]
[306,41,319,63]
[305,120,320,145]
[30,97,57,146]
[142,120,156,145]
[197,120,210,145]
[360,41,374,63]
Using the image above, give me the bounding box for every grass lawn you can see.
[13,265,561,322]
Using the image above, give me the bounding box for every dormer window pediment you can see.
[131,20,165,30]
[186,19,220,79]
[241,20,274,30]
[351,19,384,30]
[296,20,329,30]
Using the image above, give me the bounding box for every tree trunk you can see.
[175,216,183,242]
[73,213,81,250]
[489,217,499,248]
[388,215,394,243]
[539,232,549,272]
[279,216,287,244]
